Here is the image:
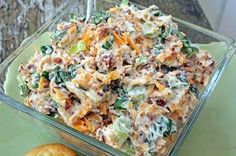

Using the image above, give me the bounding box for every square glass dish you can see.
[0,0,235,155]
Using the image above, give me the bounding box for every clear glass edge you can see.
[168,45,236,155]
[0,0,235,155]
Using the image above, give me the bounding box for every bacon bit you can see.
[101,114,112,126]
[26,64,35,70]
[65,103,72,111]
[155,99,166,107]
[135,35,144,44]
[99,27,109,40]
[53,58,62,64]
[147,97,166,107]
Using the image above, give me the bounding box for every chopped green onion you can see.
[32,83,39,89]
[163,117,173,137]
[135,55,148,66]
[142,22,160,38]
[127,86,147,103]
[167,75,188,89]
[113,116,131,134]
[102,35,114,50]
[147,115,176,144]
[40,45,53,56]
[121,140,135,155]
[58,71,71,82]
[160,26,172,38]
[109,117,131,148]
[17,75,30,97]
[50,66,72,85]
[68,64,76,78]
[176,31,186,40]
[189,84,199,98]
[151,44,163,55]
[181,39,199,56]
[114,98,129,110]
[69,40,86,55]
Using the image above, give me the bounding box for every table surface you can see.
[0,0,211,63]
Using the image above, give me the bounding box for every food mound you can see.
[18,1,214,155]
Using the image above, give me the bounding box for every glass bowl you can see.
[0,0,235,155]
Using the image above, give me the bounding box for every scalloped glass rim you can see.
[0,0,235,155]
